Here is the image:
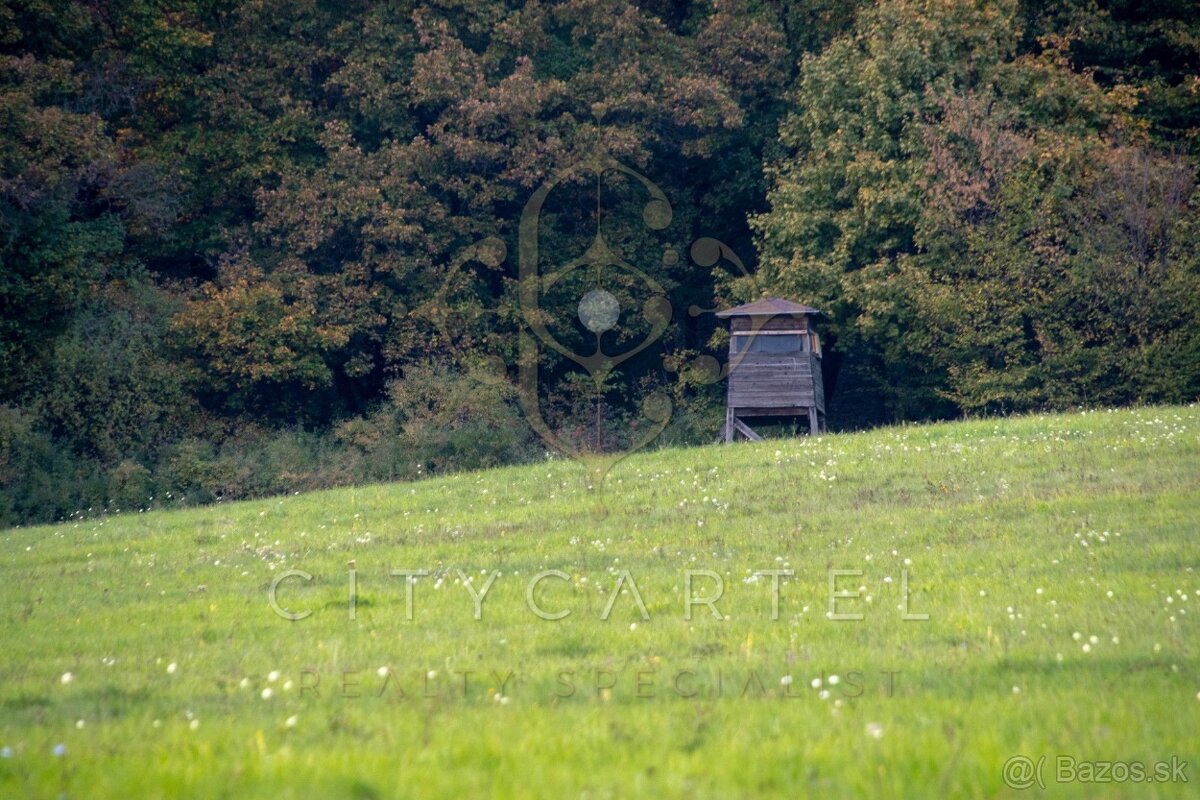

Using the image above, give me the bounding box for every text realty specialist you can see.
[289,666,906,701]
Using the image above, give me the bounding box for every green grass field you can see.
[1,405,1198,798]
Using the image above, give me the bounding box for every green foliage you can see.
[171,255,352,414]
[1024,0,1200,153]
[32,285,194,460]
[0,52,122,396]
[0,405,105,527]
[1,0,1199,524]
[338,361,540,478]
[753,0,1200,420]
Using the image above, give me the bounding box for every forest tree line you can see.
[2,0,1198,525]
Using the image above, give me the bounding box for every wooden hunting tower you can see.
[717,298,826,442]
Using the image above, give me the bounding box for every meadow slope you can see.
[1,406,1198,798]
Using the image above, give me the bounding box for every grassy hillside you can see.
[1,406,1198,798]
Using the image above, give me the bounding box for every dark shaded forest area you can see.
[2,0,1198,525]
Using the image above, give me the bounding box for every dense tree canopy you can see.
[751,0,1198,423]
[1,0,1197,525]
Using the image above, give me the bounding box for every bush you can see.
[339,360,540,479]
[0,405,107,526]
[31,289,195,463]
[107,460,154,512]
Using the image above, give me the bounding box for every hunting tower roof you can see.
[714,297,823,318]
